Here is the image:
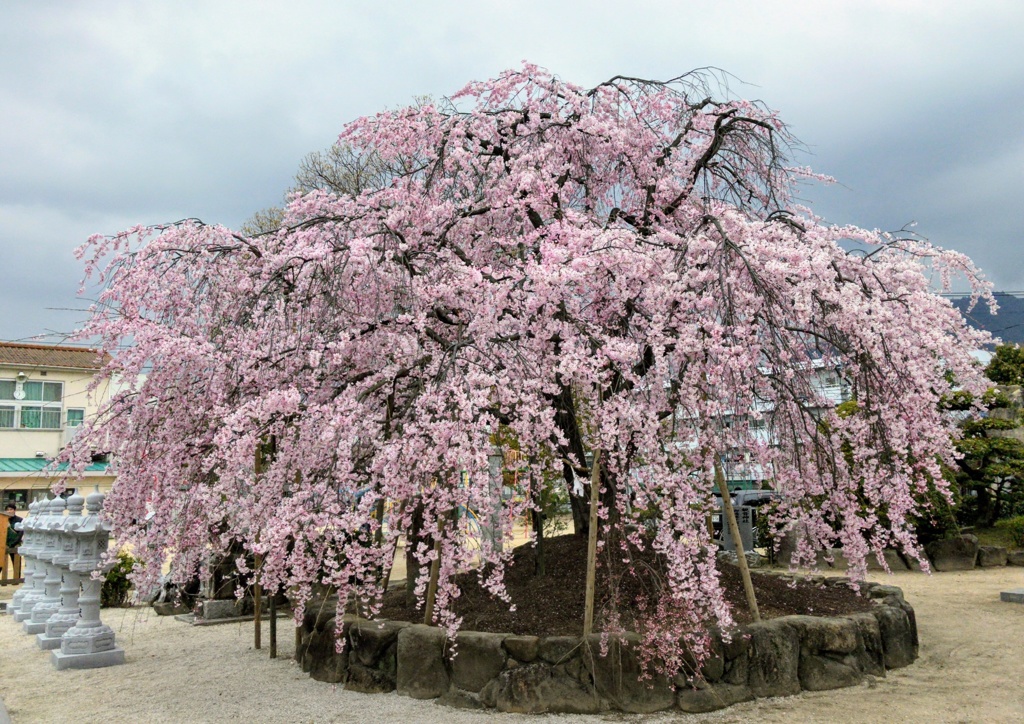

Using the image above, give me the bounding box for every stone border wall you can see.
[295,579,918,714]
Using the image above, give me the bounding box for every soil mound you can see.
[377,534,873,635]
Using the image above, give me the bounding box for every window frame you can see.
[0,378,65,430]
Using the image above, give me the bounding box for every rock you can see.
[491,663,604,714]
[538,636,582,664]
[152,601,190,616]
[866,550,909,571]
[785,615,859,654]
[503,635,539,663]
[676,683,753,713]
[396,625,450,699]
[583,634,675,714]
[305,617,350,684]
[199,599,243,620]
[349,620,408,668]
[820,548,850,570]
[1008,550,1024,566]
[720,631,750,686]
[867,585,906,603]
[452,631,507,693]
[436,688,485,709]
[977,546,1008,567]
[845,612,886,677]
[872,605,917,669]
[1001,588,1024,604]
[745,619,801,698]
[798,652,863,691]
[925,535,978,571]
[345,662,395,693]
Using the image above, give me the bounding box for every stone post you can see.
[26,498,68,635]
[40,494,86,649]
[14,500,51,623]
[52,492,125,670]
[7,501,39,617]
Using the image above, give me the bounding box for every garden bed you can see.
[295,535,916,714]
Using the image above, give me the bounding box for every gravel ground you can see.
[1,566,1022,723]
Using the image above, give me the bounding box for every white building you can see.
[0,342,116,512]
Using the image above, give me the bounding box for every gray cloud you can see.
[2,1,1023,340]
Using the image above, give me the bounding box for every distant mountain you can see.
[951,294,1024,345]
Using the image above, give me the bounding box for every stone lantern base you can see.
[52,647,126,670]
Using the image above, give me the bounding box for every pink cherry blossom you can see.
[63,65,992,675]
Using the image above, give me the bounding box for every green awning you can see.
[0,458,110,474]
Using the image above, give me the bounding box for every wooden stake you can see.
[254,441,265,650]
[254,553,263,650]
[715,458,760,622]
[269,589,277,658]
[582,450,602,636]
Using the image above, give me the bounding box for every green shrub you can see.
[994,516,1024,549]
[101,551,136,608]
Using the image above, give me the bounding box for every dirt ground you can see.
[1,566,1022,723]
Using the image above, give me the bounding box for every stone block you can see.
[798,652,862,691]
[866,549,909,571]
[1007,550,1024,566]
[304,617,349,684]
[745,619,801,698]
[37,633,63,651]
[816,548,849,570]
[491,662,603,714]
[977,546,1008,567]
[503,635,539,663]
[785,615,860,654]
[152,601,190,616]
[583,633,675,714]
[1000,588,1024,604]
[437,688,485,710]
[396,625,449,699]
[925,535,978,571]
[452,631,507,693]
[872,605,917,669]
[199,599,243,620]
[677,683,753,713]
[349,620,408,668]
[52,647,126,670]
[23,620,47,635]
[538,635,581,664]
[845,612,886,677]
[345,662,395,693]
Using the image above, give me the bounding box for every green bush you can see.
[994,516,1024,549]
[101,551,136,608]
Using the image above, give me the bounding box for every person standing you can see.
[3,503,23,576]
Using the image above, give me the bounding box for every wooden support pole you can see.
[582,450,602,636]
[269,589,277,658]
[254,554,263,650]
[715,458,760,623]
[254,440,265,650]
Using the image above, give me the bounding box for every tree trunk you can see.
[405,503,426,605]
[551,383,591,537]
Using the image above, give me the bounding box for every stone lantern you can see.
[39,494,86,649]
[26,497,68,635]
[13,500,52,624]
[52,491,125,670]
[8,500,40,619]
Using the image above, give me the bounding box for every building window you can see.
[66,408,85,427]
[0,379,64,429]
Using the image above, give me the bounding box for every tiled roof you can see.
[0,342,111,371]
[0,458,110,474]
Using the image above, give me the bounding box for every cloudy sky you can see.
[2,1,1022,342]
